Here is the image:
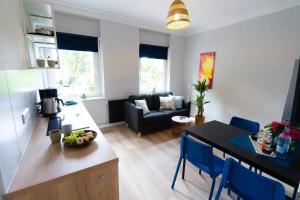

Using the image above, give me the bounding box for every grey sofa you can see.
[124,92,191,135]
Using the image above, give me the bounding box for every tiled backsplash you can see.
[0,69,43,192]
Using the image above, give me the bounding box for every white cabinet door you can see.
[0,0,27,70]
[0,72,21,192]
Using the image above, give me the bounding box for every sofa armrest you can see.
[183,100,191,117]
[124,101,143,132]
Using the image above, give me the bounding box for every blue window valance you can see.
[139,44,168,60]
[56,32,98,52]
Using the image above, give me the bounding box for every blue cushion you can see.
[171,95,183,109]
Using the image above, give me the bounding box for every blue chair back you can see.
[180,134,215,176]
[215,158,285,200]
[230,116,260,134]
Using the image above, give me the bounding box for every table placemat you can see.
[229,134,297,167]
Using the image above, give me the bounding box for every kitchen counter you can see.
[5,103,119,200]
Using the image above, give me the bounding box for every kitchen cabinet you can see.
[5,161,118,200]
[0,72,21,192]
[0,0,27,69]
[22,0,60,69]
[0,0,60,70]
[4,103,119,200]
[85,161,119,200]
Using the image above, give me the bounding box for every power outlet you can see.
[21,108,30,124]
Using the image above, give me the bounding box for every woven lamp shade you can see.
[166,0,190,30]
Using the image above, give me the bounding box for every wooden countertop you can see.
[7,102,118,194]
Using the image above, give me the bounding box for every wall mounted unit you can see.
[22,0,60,69]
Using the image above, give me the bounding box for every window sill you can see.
[81,97,106,101]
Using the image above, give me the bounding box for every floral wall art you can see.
[199,52,216,89]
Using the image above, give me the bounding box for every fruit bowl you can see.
[63,130,97,147]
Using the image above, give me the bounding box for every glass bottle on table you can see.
[276,127,292,159]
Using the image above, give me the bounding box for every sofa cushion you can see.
[160,109,188,117]
[152,92,173,110]
[143,111,169,123]
[129,94,154,110]
[169,95,184,109]
[134,99,150,115]
[159,96,176,110]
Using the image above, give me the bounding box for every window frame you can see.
[52,38,104,99]
[139,57,169,94]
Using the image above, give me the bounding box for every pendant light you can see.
[166,0,190,30]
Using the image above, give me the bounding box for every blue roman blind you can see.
[56,32,98,52]
[139,44,168,60]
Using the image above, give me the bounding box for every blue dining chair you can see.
[215,158,285,200]
[223,116,260,158]
[230,116,260,135]
[228,116,262,177]
[171,134,225,200]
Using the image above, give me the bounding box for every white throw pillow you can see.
[160,96,175,110]
[169,95,183,109]
[134,99,150,115]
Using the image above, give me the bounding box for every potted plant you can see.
[193,79,210,125]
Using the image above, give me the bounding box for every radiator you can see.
[108,99,127,123]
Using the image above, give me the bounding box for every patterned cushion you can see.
[159,96,175,110]
[152,92,173,110]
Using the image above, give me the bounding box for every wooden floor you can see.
[101,125,235,200]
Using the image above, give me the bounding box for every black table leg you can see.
[182,158,186,179]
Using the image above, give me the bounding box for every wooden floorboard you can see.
[101,125,235,200]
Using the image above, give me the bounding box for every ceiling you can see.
[50,0,300,35]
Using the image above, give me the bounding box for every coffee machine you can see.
[38,88,64,117]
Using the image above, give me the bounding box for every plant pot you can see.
[195,115,205,125]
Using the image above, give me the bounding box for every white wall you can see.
[169,35,185,96]
[101,20,140,99]
[184,6,300,126]
[83,20,140,125]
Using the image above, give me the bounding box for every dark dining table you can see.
[185,120,300,200]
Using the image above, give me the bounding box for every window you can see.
[55,50,101,99]
[139,44,169,93]
[139,58,167,93]
[55,32,102,99]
